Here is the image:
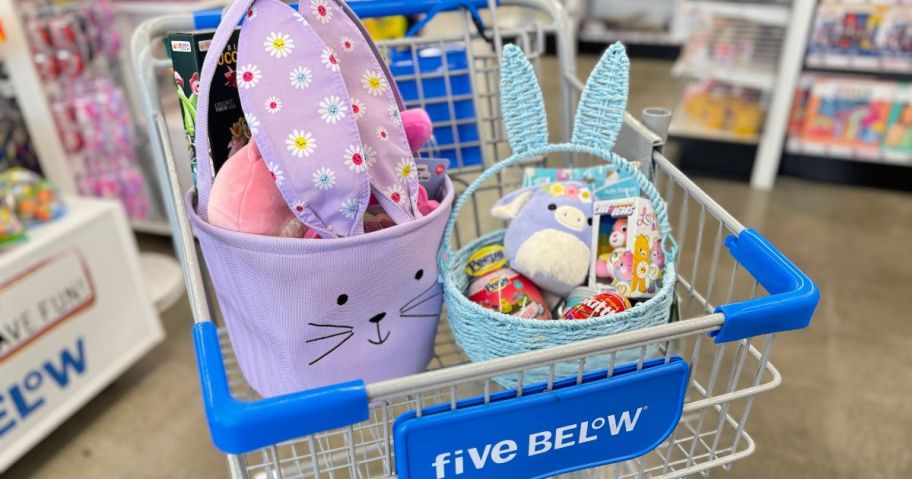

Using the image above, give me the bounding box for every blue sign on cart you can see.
[394,357,689,479]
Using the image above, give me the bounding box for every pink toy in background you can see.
[208,107,435,237]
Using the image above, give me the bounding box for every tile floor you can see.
[5,57,912,479]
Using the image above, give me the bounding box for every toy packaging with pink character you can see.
[590,197,663,299]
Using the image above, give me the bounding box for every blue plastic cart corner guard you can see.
[712,228,819,343]
[192,0,496,30]
[192,322,370,454]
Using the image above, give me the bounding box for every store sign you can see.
[394,358,688,479]
[0,251,95,362]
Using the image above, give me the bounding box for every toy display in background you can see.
[523,163,641,201]
[590,197,662,299]
[808,3,912,69]
[0,92,41,174]
[491,181,594,296]
[0,167,66,225]
[50,77,150,220]
[680,80,765,138]
[885,84,912,159]
[0,196,27,247]
[787,75,912,161]
[22,0,150,221]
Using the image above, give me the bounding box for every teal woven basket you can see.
[438,43,678,387]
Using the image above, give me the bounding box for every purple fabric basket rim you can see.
[186,176,454,254]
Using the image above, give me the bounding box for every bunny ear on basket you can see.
[499,44,549,156]
[299,0,420,223]
[571,42,629,152]
[237,0,371,238]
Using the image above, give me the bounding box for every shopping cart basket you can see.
[131,1,818,477]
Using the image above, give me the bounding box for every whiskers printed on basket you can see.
[306,323,353,365]
[400,269,441,318]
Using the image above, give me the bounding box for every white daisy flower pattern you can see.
[312,167,336,190]
[246,7,257,21]
[237,64,262,89]
[291,200,306,214]
[244,113,260,136]
[266,161,284,186]
[339,198,359,219]
[311,0,333,24]
[286,130,316,158]
[361,70,387,96]
[290,66,312,89]
[395,157,417,182]
[343,145,369,173]
[264,96,282,114]
[321,47,340,72]
[340,36,354,53]
[318,96,346,124]
[386,183,405,204]
[362,144,377,167]
[264,32,294,58]
[388,106,401,125]
[376,126,389,142]
[351,98,366,119]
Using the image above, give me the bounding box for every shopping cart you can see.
[130,1,818,478]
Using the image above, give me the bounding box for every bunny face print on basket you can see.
[303,264,442,376]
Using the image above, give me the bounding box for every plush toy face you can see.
[491,181,593,295]
[609,217,628,248]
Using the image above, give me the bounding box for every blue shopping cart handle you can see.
[193,321,370,454]
[193,0,497,30]
[712,229,820,343]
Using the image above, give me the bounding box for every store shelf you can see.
[805,54,912,76]
[683,1,790,27]
[669,111,759,145]
[139,252,185,313]
[579,21,682,46]
[786,138,912,166]
[112,0,222,16]
[672,59,777,91]
[132,218,172,236]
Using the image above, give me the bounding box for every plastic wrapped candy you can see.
[0,167,66,225]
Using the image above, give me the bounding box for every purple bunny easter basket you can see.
[187,0,454,398]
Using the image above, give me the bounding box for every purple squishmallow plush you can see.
[491,181,593,296]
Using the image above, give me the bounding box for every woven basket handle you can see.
[437,43,677,273]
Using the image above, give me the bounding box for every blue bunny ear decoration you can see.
[500,44,548,156]
[572,42,629,151]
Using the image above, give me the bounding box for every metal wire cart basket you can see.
[131,1,819,477]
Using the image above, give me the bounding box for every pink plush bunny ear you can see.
[237,0,371,238]
[299,0,419,222]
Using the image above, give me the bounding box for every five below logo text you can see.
[430,407,645,478]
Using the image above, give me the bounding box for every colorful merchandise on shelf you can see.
[879,6,912,61]
[0,167,65,224]
[680,80,765,138]
[166,28,246,187]
[523,164,641,201]
[885,84,912,157]
[808,3,912,68]
[590,197,662,299]
[0,196,26,247]
[490,181,594,296]
[801,78,894,152]
[467,267,550,320]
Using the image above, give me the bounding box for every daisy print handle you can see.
[299,0,420,223]
[237,0,371,238]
